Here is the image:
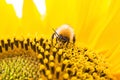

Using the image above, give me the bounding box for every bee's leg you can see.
[51,33,57,45]
[52,33,55,39]
[73,35,76,43]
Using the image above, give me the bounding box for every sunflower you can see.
[0,0,120,80]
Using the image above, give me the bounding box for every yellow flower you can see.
[0,0,120,79]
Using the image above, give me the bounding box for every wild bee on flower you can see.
[52,24,75,44]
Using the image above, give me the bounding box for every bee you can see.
[52,24,75,43]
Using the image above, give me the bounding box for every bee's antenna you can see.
[52,28,61,39]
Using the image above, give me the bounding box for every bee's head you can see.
[57,34,69,43]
